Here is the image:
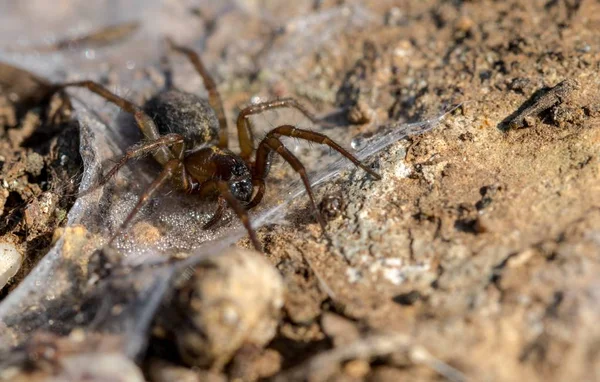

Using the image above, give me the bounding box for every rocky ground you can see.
[1,0,599,381]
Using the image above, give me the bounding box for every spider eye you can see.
[230,179,253,202]
[231,162,247,177]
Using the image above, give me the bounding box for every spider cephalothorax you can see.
[51,39,380,251]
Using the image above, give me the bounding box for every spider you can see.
[49,39,381,251]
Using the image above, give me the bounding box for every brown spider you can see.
[49,39,380,251]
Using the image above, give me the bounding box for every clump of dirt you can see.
[0,63,82,297]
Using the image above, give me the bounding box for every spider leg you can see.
[80,134,185,197]
[247,124,381,209]
[167,38,229,149]
[236,98,334,160]
[108,159,181,246]
[199,180,262,251]
[266,125,381,179]
[253,135,328,233]
[202,196,226,229]
[52,80,173,165]
[245,178,266,209]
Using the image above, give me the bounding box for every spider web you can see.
[0,0,454,364]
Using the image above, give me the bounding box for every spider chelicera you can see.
[50,39,381,251]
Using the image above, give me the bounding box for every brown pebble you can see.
[344,359,371,379]
[348,100,373,125]
[163,248,284,370]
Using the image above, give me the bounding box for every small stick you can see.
[509,79,578,129]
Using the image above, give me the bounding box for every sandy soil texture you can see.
[1,1,599,381]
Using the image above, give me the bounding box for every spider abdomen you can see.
[144,89,220,150]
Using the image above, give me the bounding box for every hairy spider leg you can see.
[248,124,381,209]
[253,135,328,233]
[202,196,226,229]
[108,159,181,246]
[198,179,262,251]
[78,134,185,198]
[48,81,193,244]
[167,38,229,149]
[267,125,381,178]
[53,80,174,165]
[236,98,335,160]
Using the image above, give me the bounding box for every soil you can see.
[1,0,600,381]
[0,62,82,298]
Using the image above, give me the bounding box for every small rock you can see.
[344,359,371,379]
[348,100,374,125]
[393,290,422,306]
[508,77,533,94]
[162,248,284,369]
[319,194,344,221]
[0,187,8,216]
[24,192,58,233]
[0,240,22,290]
[454,15,474,39]
[229,346,282,381]
[58,353,145,382]
[321,313,361,347]
[385,7,404,26]
[25,152,44,177]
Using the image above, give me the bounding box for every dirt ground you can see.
[1,0,600,381]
